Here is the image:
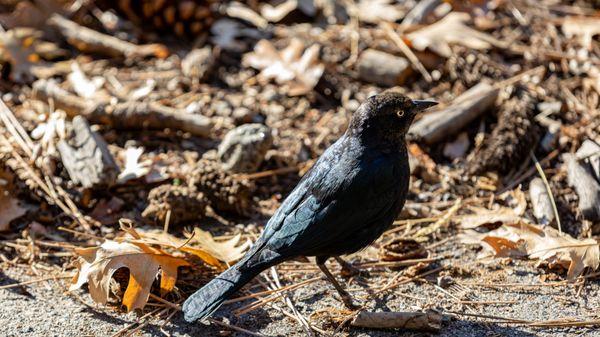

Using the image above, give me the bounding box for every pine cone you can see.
[142,184,207,224]
[468,86,541,174]
[95,0,218,36]
[191,158,253,215]
[447,49,506,87]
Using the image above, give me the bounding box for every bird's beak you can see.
[412,100,438,112]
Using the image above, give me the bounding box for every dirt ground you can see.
[2,236,599,337]
[1,1,600,336]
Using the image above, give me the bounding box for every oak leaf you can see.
[406,12,504,57]
[243,38,324,96]
[140,228,251,267]
[69,240,189,312]
[461,222,599,280]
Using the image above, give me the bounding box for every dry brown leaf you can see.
[242,38,324,96]
[0,188,28,232]
[185,228,251,265]
[459,208,524,230]
[461,222,599,280]
[138,228,251,267]
[562,17,600,49]
[69,239,189,312]
[406,12,504,57]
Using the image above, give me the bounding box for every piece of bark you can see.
[351,310,442,332]
[57,116,119,189]
[467,85,540,174]
[529,177,555,226]
[33,79,212,137]
[357,49,412,87]
[47,14,168,59]
[409,82,498,144]
[564,153,600,222]
[400,0,442,29]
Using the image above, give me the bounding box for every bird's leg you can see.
[316,258,357,309]
[334,256,360,277]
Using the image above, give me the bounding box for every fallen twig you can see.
[48,14,168,59]
[33,79,213,137]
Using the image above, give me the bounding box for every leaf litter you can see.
[1,0,600,335]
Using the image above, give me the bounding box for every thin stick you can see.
[0,274,73,290]
[383,22,432,82]
[207,318,268,337]
[531,152,562,232]
[57,226,104,241]
[224,276,321,304]
[498,149,559,194]
[110,307,163,337]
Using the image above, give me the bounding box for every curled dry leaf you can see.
[561,16,600,50]
[69,240,189,312]
[185,228,251,265]
[243,38,324,96]
[406,12,504,57]
[461,222,599,280]
[138,228,251,267]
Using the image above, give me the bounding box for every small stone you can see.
[357,49,412,86]
[218,124,273,173]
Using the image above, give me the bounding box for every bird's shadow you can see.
[0,269,34,299]
[142,300,276,336]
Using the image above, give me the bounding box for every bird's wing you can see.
[242,139,405,268]
[269,154,403,257]
[239,138,348,268]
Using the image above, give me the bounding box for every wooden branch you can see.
[408,82,498,144]
[564,153,600,222]
[529,177,555,226]
[57,116,119,189]
[33,79,212,137]
[47,14,168,59]
[351,310,442,332]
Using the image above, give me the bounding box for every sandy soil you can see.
[2,240,599,337]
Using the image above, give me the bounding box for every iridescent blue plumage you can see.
[183,92,437,322]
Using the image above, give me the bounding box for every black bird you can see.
[183,92,437,322]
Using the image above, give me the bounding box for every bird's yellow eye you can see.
[396,110,405,118]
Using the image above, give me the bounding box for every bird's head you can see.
[347,91,437,145]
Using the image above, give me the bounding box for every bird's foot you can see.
[338,292,359,310]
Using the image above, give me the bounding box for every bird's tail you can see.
[182,260,262,322]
